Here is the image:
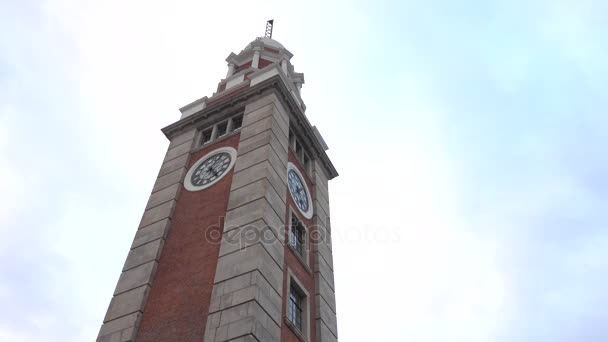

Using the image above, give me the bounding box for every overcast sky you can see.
[2,0,608,341]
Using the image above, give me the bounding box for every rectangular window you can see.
[295,140,303,161]
[303,153,310,174]
[290,216,305,257]
[216,121,228,137]
[289,285,304,331]
[231,115,243,131]
[201,128,212,145]
[289,130,296,150]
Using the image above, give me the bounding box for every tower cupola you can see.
[221,36,305,103]
[179,35,307,120]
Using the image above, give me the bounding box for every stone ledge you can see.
[209,270,283,324]
[97,326,136,342]
[287,243,313,275]
[242,100,289,140]
[214,243,284,296]
[313,218,332,251]
[158,153,189,177]
[230,160,286,203]
[316,318,338,342]
[123,238,164,271]
[313,169,329,191]
[227,178,286,223]
[314,184,329,207]
[314,191,330,217]
[315,294,337,319]
[315,301,338,341]
[212,302,280,342]
[203,312,221,342]
[313,201,330,224]
[315,276,336,313]
[168,128,196,150]
[237,129,288,165]
[152,167,186,193]
[98,312,141,337]
[314,252,335,291]
[224,198,284,240]
[145,183,181,210]
[210,292,282,329]
[131,219,170,249]
[284,317,308,342]
[314,239,334,270]
[240,115,288,147]
[163,140,193,163]
[235,142,287,178]
[138,200,176,228]
[313,160,330,185]
[243,93,289,126]
[219,221,284,272]
[314,176,329,199]
[114,261,158,296]
[103,285,151,323]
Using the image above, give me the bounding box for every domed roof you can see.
[257,37,285,49]
[245,37,285,51]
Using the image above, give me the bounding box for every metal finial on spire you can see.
[264,19,274,38]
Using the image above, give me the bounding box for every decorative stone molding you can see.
[162,74,338,180]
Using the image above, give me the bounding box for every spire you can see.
[264,19,274,39]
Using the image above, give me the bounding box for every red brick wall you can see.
[258,58,273,69]
[217,82,226,93]
[281,150,318,342]
[233,60,252,74]
[207,82,249,107]
[137,134,240,341]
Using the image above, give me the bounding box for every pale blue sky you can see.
[1,0,607,341]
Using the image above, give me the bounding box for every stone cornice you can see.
[162,75,338,179]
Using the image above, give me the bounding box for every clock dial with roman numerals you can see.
[287,162,314,219]
[184,147,237,192]
[191,152,231,186]
[288,169,309,212]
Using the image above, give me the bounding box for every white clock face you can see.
[287,162,313,219]
[184,147,237,191]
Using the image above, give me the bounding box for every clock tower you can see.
[97,27,339,342]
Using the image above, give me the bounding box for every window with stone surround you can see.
[285,272,310,340]
[201,128,212,145]
[198,113,244,146]
[302,152,310,174]
[295,139,303,159]
[288,210,310,268]
[289,285,304,330]
[215,121,228,138]
[290,215,306,257]
[231,114,243,131]
[288,129,313,175]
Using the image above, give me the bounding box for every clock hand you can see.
[208,166,219,177]
[213,162,225,173]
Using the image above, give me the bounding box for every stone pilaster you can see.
[97,129,196,342]
[203,93,290,342]
[312,160,338,342]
